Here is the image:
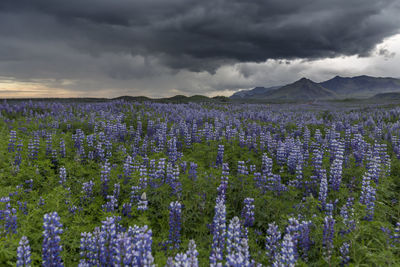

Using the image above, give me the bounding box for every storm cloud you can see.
[0,0,399,96]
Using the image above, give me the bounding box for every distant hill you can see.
[230,86,280,99]
[112,94,230,104]
[263,78,336,101]
[2,95,230,104]
[113,96,151,102]
[320,75,400,97]
[369,92,400,101]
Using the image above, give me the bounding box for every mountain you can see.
[230,75,400,101]
[369,92,400,101]
[320,75,400,97]
[264,78,337,100]
[230,86,280,99]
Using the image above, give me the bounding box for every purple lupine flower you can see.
[80,218,132,266]
[59,167,67,185]
[167,137,178,163]
[226,239,252,266]
[8,130,17,152]
[329,158,343,191]
[113,183,120,200]
[51,149,58,165]
[262,153,273,176]
[265,222,281,262]
[189,162,198,181]
[226,217,242,257]
[28,139,36,161]
[79,232,95,266]
[226,217,252,266]
[237,161,249,176]
[210,198,226,265]
[313,149,323,177]
[249,164,256,173]
[166,257,174,267]
[137,192,148,211]
[170,165,182,197]
[273,234,296,267]
[359,173,377,221]
[2,206,18,236]
[299,220,313,255]
[217,164,230,204]
[42,212,63,267]
[284,217,312,260]
[98,217,118,266]
[340,197,355,235]
[33,134,40,159]
[325,203,334,216]
[322,215,335,257]
[394,222,400,242]
[241,198,255,227]
[339,241,350,266]
[253,172,266,192]
[266,174,287,195]
[166,163,174,185]
[123,155,133,184]
[78,259,90,267]
[14,140,23,169]
[168,201,182,250]
[100,161,111,198]
[122,203,132,217]
[292,164,303,189]
[17,201,28,215]
[95,142,105,160]
[186,240,199,267]
[363,185,376,221]
[285,217,300,250]
[381,222,400,247]
[173,253,189,266]
[59,139,66,158]
[276,142,286,166]
[318,169,328,209]
[154,158,166,186]
[17,236,31,267]
[287,145,302,174]
[24,179,33,193]
[139,164,148,189]
[216,145,224,166]
[81,181,94,204]
[112,232,130,266]
[102,195,118,213]
[180,161,187,173]
[38,196,45,206]
[129,225,155,266]
[359,173,371,205]
[130,186,141,205]
[45,132,53,157]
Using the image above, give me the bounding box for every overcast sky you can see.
[0,0,400,98]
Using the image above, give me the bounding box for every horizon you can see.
[0,1,400,98]
[1,73,400,100]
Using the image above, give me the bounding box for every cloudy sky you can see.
[0,0,400,98]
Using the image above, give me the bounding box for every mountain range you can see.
[230,75,400,101]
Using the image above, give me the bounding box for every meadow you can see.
[0,100,399,266]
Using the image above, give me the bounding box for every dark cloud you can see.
[1,1,399,69]
[0,0,399,96]
[378,48,396,59]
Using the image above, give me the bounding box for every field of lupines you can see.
[0,100,399,266]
